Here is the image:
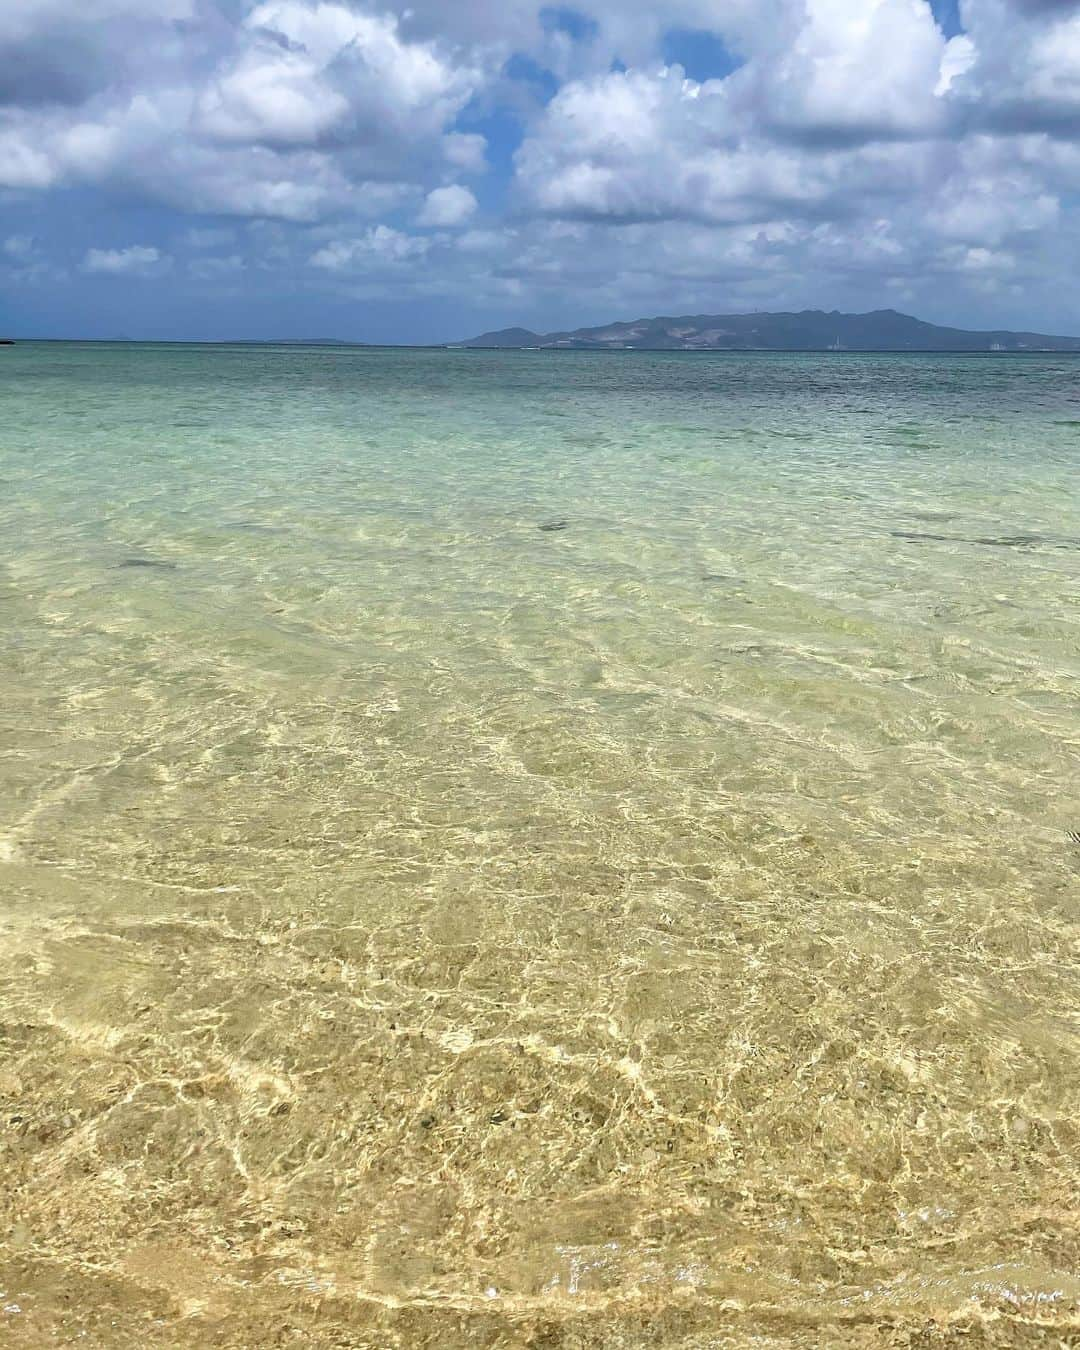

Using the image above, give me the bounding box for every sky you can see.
[2,0,1080,343]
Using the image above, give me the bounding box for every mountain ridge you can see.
[454,308,1080,352]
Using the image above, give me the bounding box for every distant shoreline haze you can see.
[5,308,1080,351]
[454,308,1080,352]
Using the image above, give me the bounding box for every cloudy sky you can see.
[2,0,1079,341]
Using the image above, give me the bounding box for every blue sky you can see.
[2,0,1080,342]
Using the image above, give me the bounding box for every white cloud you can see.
[82,245,170,276]
[310,224,431,270]
[950,0,1080,133]
[0,129,57,189]
[418,184,478,226]
[0,1,488,220]
[734,0,955,144]
[456,226,510,253]
[443,132,488,173]
[193,2,485,150]
[2,0,1080,332]
[191,0,489,206]
[514,66,942,226]
[936,34,975,97]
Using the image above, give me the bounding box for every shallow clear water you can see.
[1,343,1079,1346]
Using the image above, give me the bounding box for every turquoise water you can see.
[1,343,1079,1345]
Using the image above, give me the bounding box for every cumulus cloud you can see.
[0,1,488,219]
[82,245,170,276]
[310,224,431,270]
[952,0,1080,133]
[2,0,1080,333]
[514,65,944,226]
[739,0,958,144]
[195,2,480,151]
[417,184,478,226]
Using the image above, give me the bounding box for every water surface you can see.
[1,344,1079,1346]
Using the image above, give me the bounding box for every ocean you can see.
[1,342,1079,1345]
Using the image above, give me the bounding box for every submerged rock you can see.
[892,530,1066,549]
[891,530,955,543]
[970,534,1043,548]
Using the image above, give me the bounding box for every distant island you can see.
[454,309,1080,352]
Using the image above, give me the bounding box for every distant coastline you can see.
[7,318,1080,353]
[454,307,1080,353]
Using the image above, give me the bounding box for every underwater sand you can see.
[1,344,1079,1346]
